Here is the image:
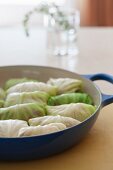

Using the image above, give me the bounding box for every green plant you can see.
[23,2,74,36]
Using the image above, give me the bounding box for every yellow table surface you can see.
[0,27,113,170]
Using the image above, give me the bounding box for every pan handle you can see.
[82,73,113,107]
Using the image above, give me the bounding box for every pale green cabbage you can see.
[4,78,38,90]
[7,82,57,96]
[5,91,50,107]
[0,103,46,121]
[0,119,28,137]
[47,78,82,94]
[46,103,96,121]
[29,115,80,127]
[48,93,93,105]
[18,123,66,137]
[0,88,6,100]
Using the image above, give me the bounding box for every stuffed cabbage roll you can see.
[29,115,80,128]
[0,119,28,137]
[0,100,4,108]
[0,88,6,100]
[4,78,38,90]
[46,103,96,121]
[5,91,50,107]
[47,78,82,94]
[0,103,46,121]
[18,123,66,137]
[7,82,57,96]
[0,88,6,108]
[48,93,93,106]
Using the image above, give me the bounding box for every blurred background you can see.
[0,0,113,27]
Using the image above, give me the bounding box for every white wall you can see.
[0,0,79,27]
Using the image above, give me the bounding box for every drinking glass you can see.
[46,9,80,56]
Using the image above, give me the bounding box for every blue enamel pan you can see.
[0,65,112,161]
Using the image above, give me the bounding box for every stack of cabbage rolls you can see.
[0,77,96,137]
